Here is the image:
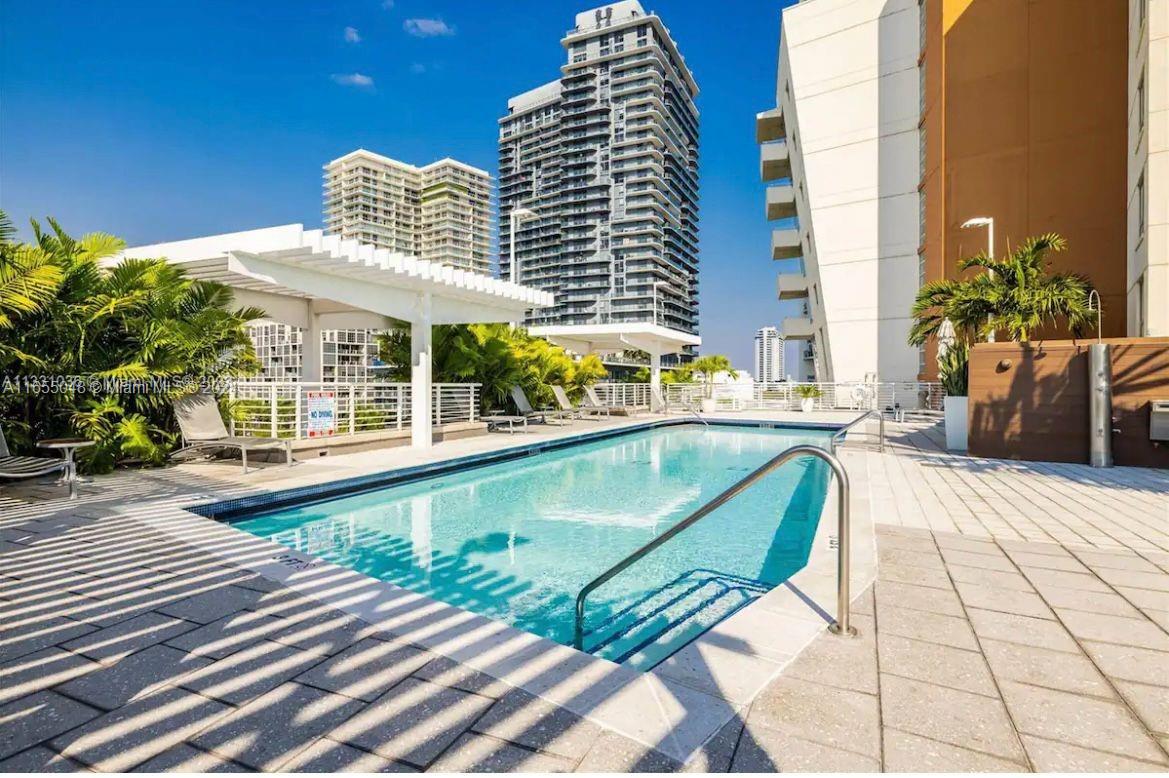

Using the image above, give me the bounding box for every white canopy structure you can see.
[120,224,553,449]
[527,323,701,392]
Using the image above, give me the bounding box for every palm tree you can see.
[0,215,264,469]
[689,354,738,398]
[909,233,1096,345]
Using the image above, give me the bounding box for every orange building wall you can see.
[920,0,1129,378]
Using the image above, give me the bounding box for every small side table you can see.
[37,438,95,500]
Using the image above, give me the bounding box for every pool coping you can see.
[124,416,876,764]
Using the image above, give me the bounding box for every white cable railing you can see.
[665,381,945,413]
[593,382,653,408]
[228,382,480,439]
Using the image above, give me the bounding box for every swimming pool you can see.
[225,422,833,668]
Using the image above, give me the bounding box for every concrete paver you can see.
[1,417,1167,772]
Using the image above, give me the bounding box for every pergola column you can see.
[650,350,662,392]
[411,293,433,449]
[301,302,324,383]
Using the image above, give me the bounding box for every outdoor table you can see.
[37,438,94,500]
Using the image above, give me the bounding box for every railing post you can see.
[349,385,356,435]
[294,386,302,440]
[228,382,236,436]
[269,384,277,438]
[435,385,443,427]
[397,385,404,430]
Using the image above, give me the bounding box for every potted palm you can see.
[794,384,822,413]
[908,232,1095,452]
[937,337,969,450]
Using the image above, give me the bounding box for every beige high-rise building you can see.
[323,149,493,275]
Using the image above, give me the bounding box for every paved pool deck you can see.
[1,413,1166,772]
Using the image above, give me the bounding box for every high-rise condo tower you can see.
[499,0,700,336]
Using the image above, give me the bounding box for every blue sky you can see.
[1,0,799,370]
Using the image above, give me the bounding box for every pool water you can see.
[231,423,832,668]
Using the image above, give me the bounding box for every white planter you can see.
[800,397,816,413]
[700,398,718,414]
[944,395,969,451]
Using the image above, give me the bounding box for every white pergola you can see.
[527,323,701,392]
[120,224,553,449]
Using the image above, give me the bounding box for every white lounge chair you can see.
[481,413,528,434]
[0,426,69,489]
[510,386,569,424]
[173,393,293,474]
[583,386,625,415]
[552,386,609,419]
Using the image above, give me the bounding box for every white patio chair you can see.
[173,393,293,474]
[552,385,609,419]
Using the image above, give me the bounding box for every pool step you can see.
[582,569,772,669]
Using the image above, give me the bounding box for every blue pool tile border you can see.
[189,417,841,522]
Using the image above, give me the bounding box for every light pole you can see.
[961,216,995,342]
[509,206,537,285]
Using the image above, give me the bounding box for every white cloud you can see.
[331,72,374,88]
[343,26,361,43]
[409,62,427,74]
[403,18,454,37]
[381,0,394,8]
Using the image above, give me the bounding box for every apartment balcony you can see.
[760,142,791,181]
[782,316,815,339]
[765,184,797,221]
[776,273,809,301]
[771,228,802,260]
[755,107,785,144]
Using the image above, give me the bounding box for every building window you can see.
[919,0,927,54]
[918,189,927,247]
[1137,272,1146,335]
[1137,73,1146,136]
[1137,171,1146,240]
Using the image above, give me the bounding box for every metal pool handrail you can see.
[831,410,884,453]
[572,444,856,651]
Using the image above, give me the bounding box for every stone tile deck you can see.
[1,416,1167,771]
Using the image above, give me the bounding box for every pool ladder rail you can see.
[573,444,858,652]
[830,409,884,454]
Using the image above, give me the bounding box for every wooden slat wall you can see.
[968,339,1169,468]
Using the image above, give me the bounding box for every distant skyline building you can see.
[753,326,785,383]
[323,149,493,275]
[498,0,700,337]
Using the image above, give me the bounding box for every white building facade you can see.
[753,326,785,383]
[1128,0,1168,336]
[499,1,700,339]
[759,0,922,383]
[324,150,493,275]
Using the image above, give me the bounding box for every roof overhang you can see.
[118,224,553,326]
[528,323,700,357]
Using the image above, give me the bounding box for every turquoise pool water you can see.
[231,423,832,668]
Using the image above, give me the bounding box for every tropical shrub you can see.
[376,324,607,412]
[0,212,264,471]
[909,233,1096,345]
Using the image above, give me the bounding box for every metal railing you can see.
[593,382,652,408]
[573,444,856,651]
[228,382,480,439]
[665,381,945,414]
[831,410,884,454]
